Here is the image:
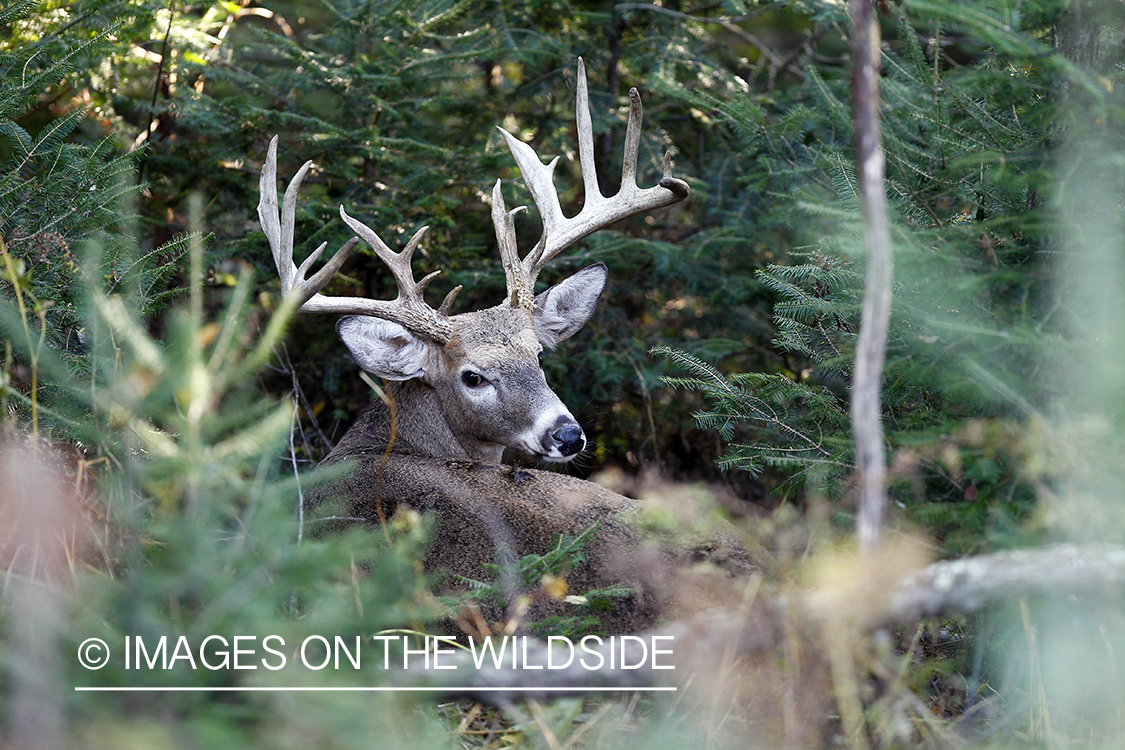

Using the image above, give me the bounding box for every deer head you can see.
[258,59,689,464]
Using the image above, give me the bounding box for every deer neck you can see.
[329,379,505,464]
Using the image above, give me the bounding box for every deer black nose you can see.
[551,424,585,457]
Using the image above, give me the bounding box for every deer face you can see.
[336,264,606,463]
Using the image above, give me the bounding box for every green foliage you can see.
[525,584,637,641]
[655,343,850,491]
[654,0,1124,554]
[449,523,634,639]
[0,0,188,412]
[2,233,444,745]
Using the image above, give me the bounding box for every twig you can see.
[358,372,394,544]
[278,343,334,452]
[848,0,894,553]
[623,351,660,466]
[0,238,43,439]
[137,0,176,177]
[289,397,304,544]
[614,1,788,25]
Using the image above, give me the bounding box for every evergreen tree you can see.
[659,0,1124,550]
[1,0,187,416]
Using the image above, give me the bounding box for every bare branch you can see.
[848,0,894,552]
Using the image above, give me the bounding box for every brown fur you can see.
[309,453,671,633]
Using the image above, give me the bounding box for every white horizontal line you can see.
[75,686,677,692]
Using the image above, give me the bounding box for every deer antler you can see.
[258,136,458,343]
[492,58,690,310]
[259,62,685,333]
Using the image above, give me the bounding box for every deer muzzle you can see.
[551,423,586,457]
[540,416,586,461]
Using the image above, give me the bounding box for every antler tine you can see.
[492,178,533,308]
[259,136,359,306]
[337,209,454,339]
[492,58,690,310]
[258,135,453,343]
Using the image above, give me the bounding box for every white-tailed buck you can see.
[259,61,717,632]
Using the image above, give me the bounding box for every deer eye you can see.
[461,371,484,388]
[537,352,544,367]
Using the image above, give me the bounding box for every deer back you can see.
[310,453,671,632]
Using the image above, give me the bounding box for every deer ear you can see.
[533,263,606,347]
[336,316,430,381]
